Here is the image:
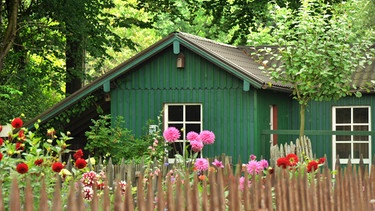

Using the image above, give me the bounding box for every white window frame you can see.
[163,103,203,163]
[332,106,371,170]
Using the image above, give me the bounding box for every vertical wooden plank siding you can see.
[256,89,293,158]
[291,94,375,167]
[111,47,259,163]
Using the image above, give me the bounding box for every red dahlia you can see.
[307,160,319,173]
[73,149,84,160]
[16,142,24,151]
[16,162,29,174]
[276,157,289,169]
[318,157,326,164]
[18,130,26,141]
[0,153,3,161]
[0,137,3,146]
[11,117,23,129]
[34,159,44,166]
[75,158,87,169]
[52,162,64,173]
[286,154,299,166]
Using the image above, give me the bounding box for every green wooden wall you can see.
[256,89,294,159]
[110,46,293,163]
[291,94,375,167]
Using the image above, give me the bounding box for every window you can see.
[332,106,371,168]
[164,104,202,162]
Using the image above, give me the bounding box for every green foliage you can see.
[84,115,156,164]
[0,85,22,99]
[252,0,375,137]
[137,0,264,44]
[0,0,156,122]
[0,119,75,208]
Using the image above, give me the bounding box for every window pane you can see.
[186,105,201,121]
[168,106,183,121]
[353,136,369,141]
[353,143,369,158]
[353,108,368,123]
[336,108,351,123]
[336,143,351,158]
[185,124,201,139]
[336,126,351,141]
[354,125,368,131]
[353,126,369,141]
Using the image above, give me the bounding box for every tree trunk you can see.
[65,35,84,95]
[299,103,306,139]
[0,0,19,71]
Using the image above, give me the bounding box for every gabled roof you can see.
[25,32,375,128]
[25,32,289,128]
[175,32,288,89]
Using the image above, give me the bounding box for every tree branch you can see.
[0,0,19,71]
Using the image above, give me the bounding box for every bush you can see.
[84,115,154,164]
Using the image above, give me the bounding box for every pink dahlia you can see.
[212,159,224,168]
[194,158,209,171]
[259,159,269,169]
[190,140,204,152]
[163,127,181,143]
[199,130,215,145]
[250,154,256,161]
[187,131,199,141]
[239,176,251,191]
[246,160,262,174]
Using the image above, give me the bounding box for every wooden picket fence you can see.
[3,157,375,210]
[72,154,233,187]
[270,136,314,167]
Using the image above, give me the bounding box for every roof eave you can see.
[25,33,179,129]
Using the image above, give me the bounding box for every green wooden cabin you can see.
[26,32,375,167]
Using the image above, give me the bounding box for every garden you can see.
[1,117,374,210]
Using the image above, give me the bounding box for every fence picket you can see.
[24,178,33,211]
[3,155,375,210]
[271,136,313,167]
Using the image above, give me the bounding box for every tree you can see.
[36,0,135,94]
[137,0,342,45]
[137,0,269,44]
[0,0,19,71]
[0,0,155,122]
[252,0,375,138]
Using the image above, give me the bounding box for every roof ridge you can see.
[177,32,237,49]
